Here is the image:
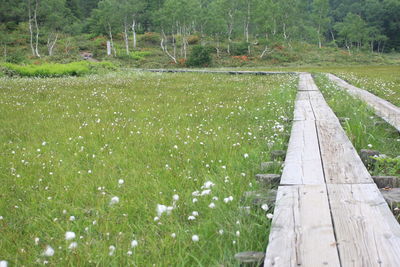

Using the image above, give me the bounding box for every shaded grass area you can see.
[314,74,400,176]
[0,61,116,77]
[0,72,297,265]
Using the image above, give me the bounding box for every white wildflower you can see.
[42,246,55,257]
[109,245,116,256]
[131,240,138,248]
[65,231,76,240]
[192,235,199,242]
[68,242,78,250]
[110,196,119,205]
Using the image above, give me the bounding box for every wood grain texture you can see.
[280,120,325,184]
[265,185,340,267]
[327,184,400,266]
[327,73,400,131]
[316,120,373,184]
[142,69,297,75]
[299,73,319,91]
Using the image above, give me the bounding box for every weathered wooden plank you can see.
[299,73,319,91]
[327,184,400,266]
[316,120,373,184]
[327,73,400,131]
[280,120,325,184]
[141,69,297,75]
[265,185,340,266]
[293,99,315,121]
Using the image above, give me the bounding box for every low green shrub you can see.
[186,45,212,67]
[129,51,152,60]
[187,35,200,45]
[231,42,249,55]
[141,32,160,44]
[1,61,116,77]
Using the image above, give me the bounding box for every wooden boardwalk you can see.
[140,68,297,75]
[327,73,400,132]
[265,73,400,266]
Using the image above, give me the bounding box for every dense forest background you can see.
[0,0,399,65]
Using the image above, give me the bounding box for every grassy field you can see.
[0,72,297,265]
[230,65,400,106]
[314,74,400,176]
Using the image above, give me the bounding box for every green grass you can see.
[314,74,400,176]
[0,72,297,265]
[1,61,116,77]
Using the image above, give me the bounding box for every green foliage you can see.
[1,61,116,77]
[141,32,160,44]
[187,35,200,45]
[374,157,400,176]
[186,45,212,67]
[129,51,151,60]
[231,42,249,56]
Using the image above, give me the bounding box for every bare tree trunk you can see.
[47,33,58,56]
[28,0,35,56]
[260,44,272,59]
[330,28,337,47]
[216,36,220,58]
[108,23,117,57]
[227,9,234,54]
[282,23,287,40]
[123,20,130,55]
[160,31,177,64]
[317,25,321,48]
[245,0,250,43]
[3,44,6,61]
[107,41,111,56]
[131,18,137,49]
[34,0,40,57]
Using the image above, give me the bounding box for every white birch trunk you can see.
[33,0,40,57]
[123,21,129,55]
[160,31,177,64]
[227,10,234,54]
[132,19,137,49]
[47,33,58,56]
[108,23,116,57]
[28,0,35,56]
[107,41,111,56]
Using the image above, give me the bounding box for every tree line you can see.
[1,0,399,59]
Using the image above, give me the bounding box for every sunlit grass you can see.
[0,71,297,265]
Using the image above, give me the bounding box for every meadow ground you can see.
[0,72,297,266]
[232,65,400,106]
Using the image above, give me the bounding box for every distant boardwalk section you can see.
[327,73,400,132]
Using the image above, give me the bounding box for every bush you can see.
[5,52,25,64]
[141,32,161,45]
[1,61,116,77]
[129,51,152,60]
[186,45,212,67]
[231,42,249,56]
[187,35,200,45]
